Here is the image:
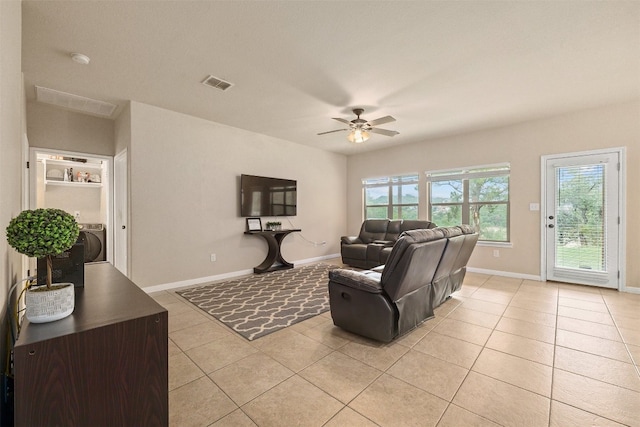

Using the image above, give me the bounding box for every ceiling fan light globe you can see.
[348,129,370,144]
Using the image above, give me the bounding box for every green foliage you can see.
[430,176,509,241]
[6,208,79,258]
[431,205,462,227]
[556,165,603,247]
[365,183,419,220]
[366,206,388,219]
[556,245,604,270]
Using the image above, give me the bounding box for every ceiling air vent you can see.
[201,75,233,91]
[35,86,117,117]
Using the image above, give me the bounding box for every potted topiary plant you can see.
[6,208,80,323]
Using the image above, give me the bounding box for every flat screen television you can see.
[241,174,297,217]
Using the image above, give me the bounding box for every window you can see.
[427,164,510,242]
[363,174,419,220]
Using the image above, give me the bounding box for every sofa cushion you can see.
[439,226,463,238]
[400,220,435,232]
[341,243,368,262]
[328,269,383,293]
[372,240,394,246]
[381,228,447,301]
[384,220,402,241]
[359,219,390,243]
[366,244,386,269]
[341,236,362,245]
[450,227,479,292]
[431,228,465,306]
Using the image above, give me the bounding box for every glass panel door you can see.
[545,152,619,288]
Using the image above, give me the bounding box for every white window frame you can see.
[426,163,510,243]
[363,174,419,220]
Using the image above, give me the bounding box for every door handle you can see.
[122,225,126,230]
[548,224,554,228]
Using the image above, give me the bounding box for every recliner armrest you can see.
[328,269,383,293]
[341,236,362,245]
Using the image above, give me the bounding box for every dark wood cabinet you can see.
[14,262,168,427]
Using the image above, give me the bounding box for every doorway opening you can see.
[541,148,625,289]
[29,148,113,267]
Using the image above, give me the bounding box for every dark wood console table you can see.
[13,262,168,427]
[244,229,301,273]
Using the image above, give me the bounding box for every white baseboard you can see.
[145,255,640,295]
[293,253,342,266]
[143,253,342,294]
[143,269,254,293]
[467,267,542,282]
[468,267,640,294]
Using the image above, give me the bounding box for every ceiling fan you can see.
[317,108,399,143]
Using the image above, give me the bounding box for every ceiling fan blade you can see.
[317,128,349,135]
[367,115,396,127]
[331,117,352,125]
[369,128,399,137]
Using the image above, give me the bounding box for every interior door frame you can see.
[28,147,114,264]
[113,148,128,276]
[22,134,30,278]
[540,147,626,290]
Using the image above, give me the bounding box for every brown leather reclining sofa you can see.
[329,225,478,342]
[340,219,437,269]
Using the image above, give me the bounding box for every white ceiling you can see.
[22,1,640,155]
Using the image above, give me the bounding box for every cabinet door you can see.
[14,313,168,427]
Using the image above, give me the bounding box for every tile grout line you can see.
[168,273,639,426]
[435,277,525,426]
[548,281,560,426]
[547,287,639,427]
[601,294,640,380]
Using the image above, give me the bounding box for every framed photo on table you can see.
[246,217,262,231]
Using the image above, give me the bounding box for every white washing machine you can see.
[78,223,106,262]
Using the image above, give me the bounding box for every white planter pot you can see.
[25,283,75,323]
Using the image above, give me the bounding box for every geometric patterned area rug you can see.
[176,263,341,340]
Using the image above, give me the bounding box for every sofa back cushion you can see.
[431,227,465,305]
[359,219,389,243]
[450,225,479,291]
[432,227,465,281]
[400,220,435,232]
[384,220,402,242]
[381,228,446,301]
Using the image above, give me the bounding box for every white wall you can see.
[26,101,114,156]
[128,101,347,288]
[347,100,640,289]
[0,1,23,415]
[114,102,131,154]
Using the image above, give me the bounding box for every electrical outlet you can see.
[493,249,500,257]
[210,254,216,262]
[74,211,80,221]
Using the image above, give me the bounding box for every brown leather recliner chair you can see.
[340,219,436,269]
[329,225,478,342]
[329,229,447,342]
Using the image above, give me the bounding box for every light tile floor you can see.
[151,262,640,427]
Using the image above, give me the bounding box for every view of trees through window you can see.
[555,164,605,270]
[428,165,510,242]
[363,175,419,220]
